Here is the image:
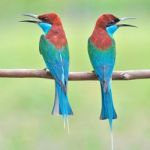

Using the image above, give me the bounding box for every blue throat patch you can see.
[106,25,118,37]
[38,22,52,34]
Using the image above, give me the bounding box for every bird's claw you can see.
[43,68,50,73]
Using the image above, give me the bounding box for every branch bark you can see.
[0,69,149,80]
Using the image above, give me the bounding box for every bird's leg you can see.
[92,70,100,79]
[43,68,50,73]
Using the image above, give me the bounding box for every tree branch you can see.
[0,69,149,80]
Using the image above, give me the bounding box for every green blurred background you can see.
[0,0,150,150]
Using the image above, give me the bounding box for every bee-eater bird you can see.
[88,14,136,128]
[21,13,73,126]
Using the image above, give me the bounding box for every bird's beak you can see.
[119,17,136,21]
[117,17,137,28]
[117,24,137,28]
[20,13,41,24]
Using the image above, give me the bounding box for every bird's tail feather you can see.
[100,82,117,128]
[52,82,73,116]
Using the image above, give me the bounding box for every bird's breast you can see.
[45,26,67,49]
[90,28,112,50]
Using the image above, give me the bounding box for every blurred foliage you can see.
[0,0,150,150]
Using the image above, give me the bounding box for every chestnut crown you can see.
[96,14,120,28]
[38,13,62,26]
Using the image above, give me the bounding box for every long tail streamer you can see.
[63,116,70,134]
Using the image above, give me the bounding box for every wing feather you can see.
[88,39,116,81]
[39,35,69,91]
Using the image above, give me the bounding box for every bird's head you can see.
[96,14,137,37]
[20,13,62,34]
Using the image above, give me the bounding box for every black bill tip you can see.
[117,24,137,28]
[19,20,41,23]
[20,13,41,24]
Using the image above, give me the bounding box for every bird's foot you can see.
[43,68,50,73]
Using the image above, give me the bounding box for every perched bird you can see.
[88,14,136,128]
[21,13,73,123]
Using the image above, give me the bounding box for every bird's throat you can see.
[39,22,52,34]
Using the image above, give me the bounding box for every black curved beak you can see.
[117,17,137,28]
[20,13,41,24]
[117,24,137,28]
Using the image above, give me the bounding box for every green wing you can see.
[88,39,116,81]
[39,35,69,88]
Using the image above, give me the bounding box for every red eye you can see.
[44,17,48,21]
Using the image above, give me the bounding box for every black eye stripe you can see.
[40,17,48,21]
[106,18,120,27]
[106,23,112,27]
[114,18,120,23]
[106,22,114,27]
[111,21,115,24]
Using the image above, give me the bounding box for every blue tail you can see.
[100,82,117,128]
[52,81,73,116]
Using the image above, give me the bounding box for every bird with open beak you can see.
[88,14,136,129]
[21,13,73,131]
